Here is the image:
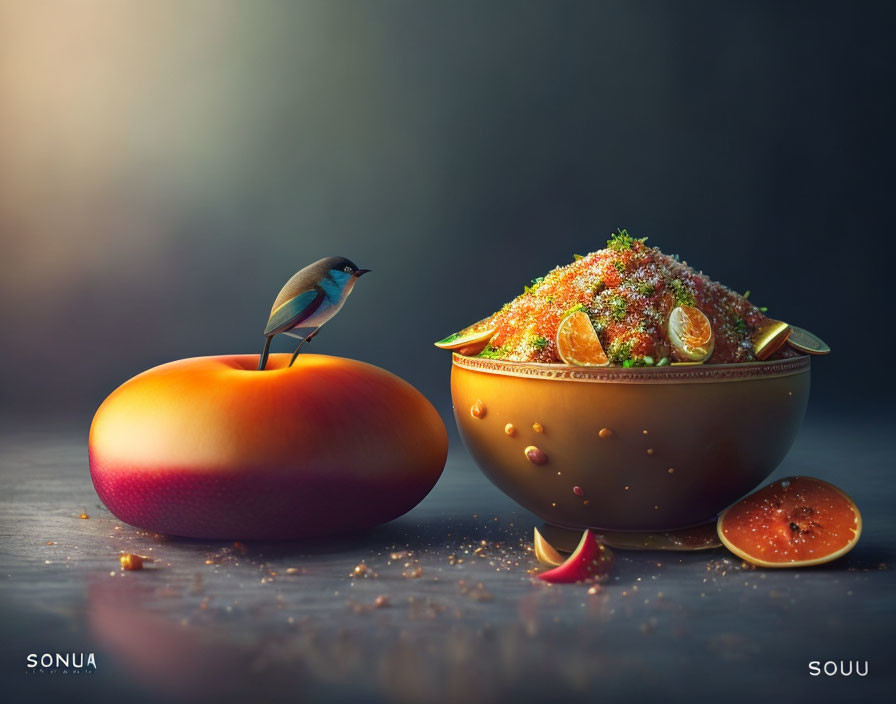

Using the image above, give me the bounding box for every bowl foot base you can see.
[539,520,722,552]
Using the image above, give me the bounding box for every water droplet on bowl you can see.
[524,446,548,465]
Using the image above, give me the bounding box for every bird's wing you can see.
[264,287,325,336]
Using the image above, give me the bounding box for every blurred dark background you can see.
[1,0,894,435]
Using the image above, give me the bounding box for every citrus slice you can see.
[556,311,609,366]
[752,319,792,360]
[786,325,830,355]
[717,477,861,568]
[667,305,714,362]
[434,318,497,356]
[536,530,614,583]
[533,527,564,567]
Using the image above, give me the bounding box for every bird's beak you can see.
[354,269,371,277]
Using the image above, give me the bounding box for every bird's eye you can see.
[343,266,352,273]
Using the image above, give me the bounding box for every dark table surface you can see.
[1,410,893,704]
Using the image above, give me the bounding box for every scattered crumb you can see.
[457,580,493,602]
[352,562,377,578]
[402,566,423,579]
[119,553,145,570]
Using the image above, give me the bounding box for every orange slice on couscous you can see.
[556,311,609,366]
[668,305,714,362]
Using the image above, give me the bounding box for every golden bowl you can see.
[451,354,810,532]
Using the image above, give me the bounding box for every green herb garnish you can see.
[530,335,549,350]
[607,339,634,364]
[478,345,511,359]
[563,303,588,317]
[636,281,655,296]
[670,279,696,307]
[607,228,647,252]
[608,295,627,321]
[523,276,544,295]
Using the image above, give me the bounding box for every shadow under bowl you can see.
[451,354,810,532]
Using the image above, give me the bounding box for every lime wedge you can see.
[434,319,496,356]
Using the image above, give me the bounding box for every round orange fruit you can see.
[89,354,448,539]
[717,476,861,567]
[556,311,609,366]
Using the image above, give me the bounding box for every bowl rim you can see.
[451,353,809,384]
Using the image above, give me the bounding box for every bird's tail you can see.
[257,336,273,371]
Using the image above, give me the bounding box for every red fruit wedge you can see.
[533,527,564,567]
[717,476,862,568]
[536,529,614,583]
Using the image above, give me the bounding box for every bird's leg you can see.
[288,327,322,367]
[257,335,273,371]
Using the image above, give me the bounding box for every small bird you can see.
[257,256,370,371]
